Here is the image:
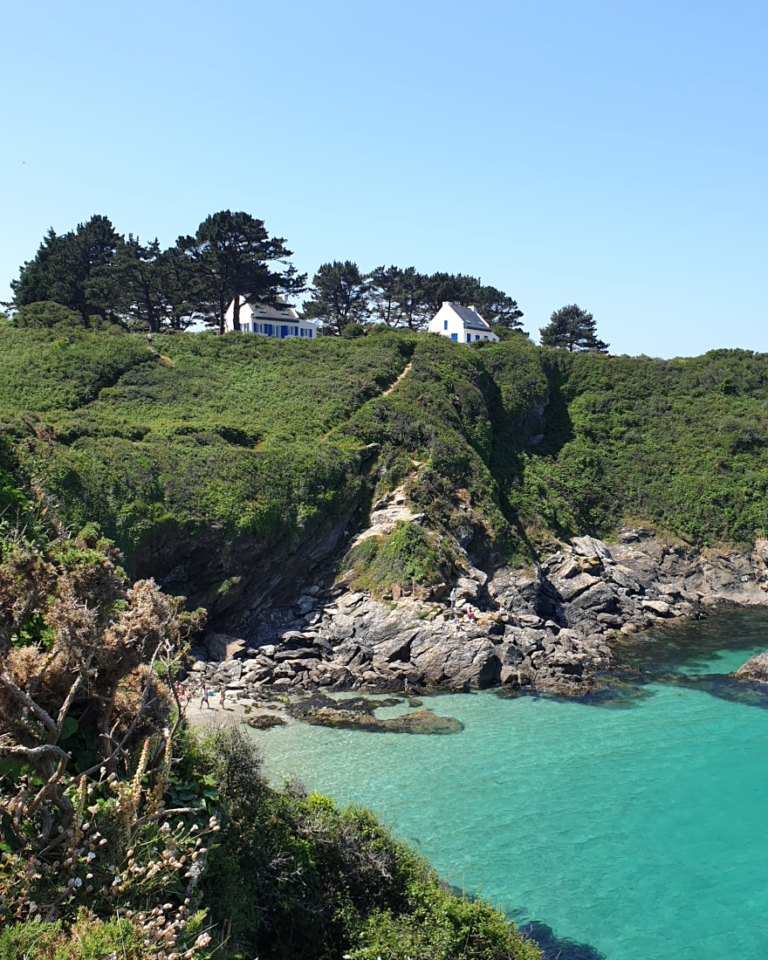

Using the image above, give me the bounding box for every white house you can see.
[427,302,499,344]
[224,296,319,340]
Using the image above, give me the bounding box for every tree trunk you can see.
[233,293,241,332]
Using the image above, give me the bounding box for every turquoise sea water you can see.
[249,609,768,960]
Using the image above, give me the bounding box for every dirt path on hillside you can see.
[381,362,412,397]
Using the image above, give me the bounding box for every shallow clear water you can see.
[250,608,768,960]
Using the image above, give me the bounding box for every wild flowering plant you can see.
[0,523,212,957]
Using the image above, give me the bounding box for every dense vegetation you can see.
[10,212,525,337]
[3,273,767,957]
[303,260,524,335]
[0,466,539,959]
[11,213,305,334]
[2,319,768,602]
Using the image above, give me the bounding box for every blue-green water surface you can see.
[250,609,768,959]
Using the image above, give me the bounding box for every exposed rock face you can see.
[181,532,768,702]
[734,652,768,681]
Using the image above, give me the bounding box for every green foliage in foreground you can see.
[0,471,537,960]
[193,727,540,960]
[2,320,768,587]
[0,730,539,960]
[0,913,154,960]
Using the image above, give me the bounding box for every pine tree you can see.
[12,216,121,324]
[302,261,371,335]
[540,304,608,353]
[177,211,304,334]
[368,266,430,330]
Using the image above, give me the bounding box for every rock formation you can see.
[183,532,768,701]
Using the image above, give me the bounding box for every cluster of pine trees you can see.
[9,210,609,351]
[302,260,525,336]
[10,212,304,334]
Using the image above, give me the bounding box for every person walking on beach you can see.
[219,687,226,710]
[200,685,211,709]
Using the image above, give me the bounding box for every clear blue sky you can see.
[1,0,766,357]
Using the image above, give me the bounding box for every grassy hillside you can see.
[2,319,768,602]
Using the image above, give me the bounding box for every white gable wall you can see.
[427,302,499,344]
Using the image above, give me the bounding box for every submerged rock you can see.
[306,708,463,735]
[287,694,463,734]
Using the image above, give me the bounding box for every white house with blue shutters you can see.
[427,302,498,344]
[224,296,319,339]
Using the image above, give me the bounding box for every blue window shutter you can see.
[467,334,471,343]
[444,320,448,330]
[450,333,458,342]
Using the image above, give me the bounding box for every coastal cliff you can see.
[187,531,768,701]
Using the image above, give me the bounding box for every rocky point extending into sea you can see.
[180,529,768,726]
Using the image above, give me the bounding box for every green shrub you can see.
[12,301,86,329]
[3,325,768,581]
[346,522,453,595]
[197,726,538,960]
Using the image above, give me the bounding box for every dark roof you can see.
[449,304,492,331]
[245,301,299,321]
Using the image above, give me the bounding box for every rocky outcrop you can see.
[734,651,768,682]
[287,694,463,734]
[181,532,768,702]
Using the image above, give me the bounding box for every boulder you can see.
[455,577,479,600]
[468,566,488,586]
[641,599,671,615]
[735,651,768,681]
[273,647,319,661]
[518,614,544,627]
[294,595,317,615]
[205,633,246,662]
[556,574,600,602]
[218,660,243,680]
[607,566,641,592]
[570,582,619,613]
[331,613,356,641]
[571,536,612,560]
[373,632,416,664]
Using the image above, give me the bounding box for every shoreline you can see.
[181,531,768,720]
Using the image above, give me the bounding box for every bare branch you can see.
[0,742,69,764]
[0,672,58,737]
[27,753,69,819]
[53,661,91,743]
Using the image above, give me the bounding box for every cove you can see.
[248,608,768,960]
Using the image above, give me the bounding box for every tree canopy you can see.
[306,264,525,335]
[176,210,305,334]
[302,261,371,335]
[539,304,609,353]
[12,216,121,325]
[10,215,524,338]
[11,212,305,335]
